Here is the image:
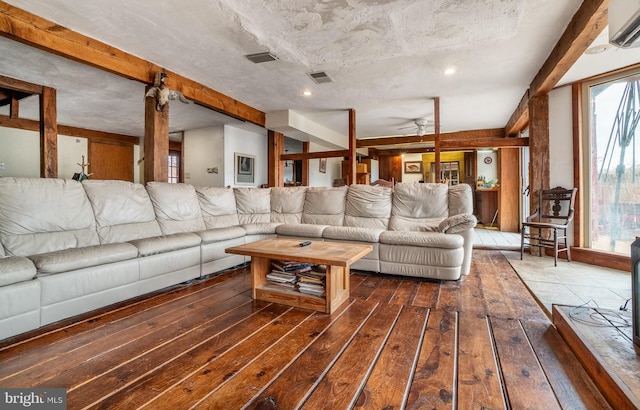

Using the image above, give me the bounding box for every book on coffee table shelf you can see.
[266,260,327,297]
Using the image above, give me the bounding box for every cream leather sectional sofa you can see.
[0,177,476,340]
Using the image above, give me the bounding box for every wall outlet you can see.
[0,162,5,170]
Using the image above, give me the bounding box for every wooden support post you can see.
[302,141,309,186]
[39,86,57,178]
[348,109,356,185]
[528,93,550,255]
[434,97,441,183]
[9,92,19,118]
[268,130,284,187]
[144,84,169,183]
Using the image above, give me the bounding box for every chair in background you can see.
[521,186,577,266]
[371,177,395,189]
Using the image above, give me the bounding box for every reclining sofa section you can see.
[0,177,476,340]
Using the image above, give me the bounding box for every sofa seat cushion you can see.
[379,244,464,268]
[438,213,478,234]
[197,227,246,244]
[241,223,280,235]
[387,216,442,232]
[0,256,36,286]
[379,230,463,249]
[276,223,328,238]
[30,243,139,274]
[322,226,384,243]
[129,233,202,256]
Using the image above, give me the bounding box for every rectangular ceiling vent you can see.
[307,71,333,84]
[245,52,278,64]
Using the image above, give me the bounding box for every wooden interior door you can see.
[89,141,134,181]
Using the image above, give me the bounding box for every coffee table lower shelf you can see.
[255,283,329,313]
[251,256,349,314]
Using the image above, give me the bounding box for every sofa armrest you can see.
[438,213,477,234]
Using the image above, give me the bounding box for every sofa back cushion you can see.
[82,180,162,243]
[389,183,449,231]
[270,187,307,224]
[196,186,240,228]
[0,177,99,256]
[234,188,271,224]
[448,183,473,215]
[302,186,347,226]
[344,185,392,229]
[146,182,206,234]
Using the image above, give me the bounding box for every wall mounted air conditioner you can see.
[609,0,640,48]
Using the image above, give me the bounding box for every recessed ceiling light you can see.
[302,90,313,96]
[444,67,456,75]
[585,44,611,54]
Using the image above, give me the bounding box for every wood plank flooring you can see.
[0,250,612,409]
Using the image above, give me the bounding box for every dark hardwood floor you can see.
[0,250,612,409]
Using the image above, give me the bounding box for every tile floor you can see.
[473,228,633,316]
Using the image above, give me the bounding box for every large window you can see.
[584,71,640,255]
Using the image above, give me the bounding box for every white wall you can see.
[308,141,341,187]
[549,85,574,188]
[183,125,225,187]
[58,135,88,179]
[402,153,423,183]
[224,125,268,187]
[548,85,576,244]
[0,127,40,177]
[476,150,498,182]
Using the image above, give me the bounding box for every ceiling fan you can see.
[398,118,433,136]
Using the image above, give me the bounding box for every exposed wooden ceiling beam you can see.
[0,1,266,127]
[282,150,349,161]
[0,73,43,94]
[356,128,505,148]
[442,137,529,150]
[0,114,140,144]
[373,136,529,156]
[504,0,609,135]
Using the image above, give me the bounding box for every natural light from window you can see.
[586,72,640,255]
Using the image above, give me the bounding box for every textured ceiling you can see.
[1,0,640,147]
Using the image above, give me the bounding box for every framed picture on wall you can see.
[235,153,255,185]
[404,161,423,174]
[319,158,327,173]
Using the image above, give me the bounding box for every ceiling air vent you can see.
[245,52,278,64]
[307,71,333,84]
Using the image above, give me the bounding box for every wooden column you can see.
[528,93,550,254]
[268,130,285,187]
[9,92,19,118]
[434,97,441,183]
[347,109,356,185]
[498,148,520,232]
[144,85,169,183]
[302,141,309,186]
[39,86,57,178]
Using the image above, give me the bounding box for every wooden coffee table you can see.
[225,238,372,313]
